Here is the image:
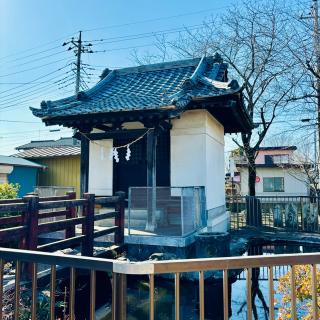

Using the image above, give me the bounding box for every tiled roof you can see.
[17,137,80,150]
[258,146,297,151]
[0,155,44,168]
[31,55,240,119]
[13,146,80,159]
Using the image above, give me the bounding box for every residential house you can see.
[31,55,253,235]
[14,137,81,196]
[232,146,309,196]
[0,155,44,197]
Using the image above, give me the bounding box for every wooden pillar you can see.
[146,128,157,231]
[80,134,90,197]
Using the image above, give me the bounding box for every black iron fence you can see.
[227,195,320,232]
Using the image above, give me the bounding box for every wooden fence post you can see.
[21,195,39,280]
[22,195,39,251]
[112,273,127,320]
[82,193,95,256]
[66,192,77,239]
[115,191,125,245]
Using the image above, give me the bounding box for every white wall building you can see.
[235,147,309,197]
[32,55,253,236]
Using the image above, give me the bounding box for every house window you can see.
[271,154,289,164]
[264,154,289,164]
[263,177,284,192]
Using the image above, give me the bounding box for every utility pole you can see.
[301,0,320,189]
[63,31,93,157]
[63,31,93,95]
[312,0,320,167]
[75,31,82,95]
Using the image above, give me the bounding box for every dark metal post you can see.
[82,193,95,256]
[66,192,77,239]
[146,129,157,231]
[80,134,90,197]
[115,191,125,245]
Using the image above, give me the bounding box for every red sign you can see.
[256,176,261,183]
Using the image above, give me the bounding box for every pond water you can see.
[124,240,320,320]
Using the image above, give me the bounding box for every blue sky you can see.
[0,0,238,155]
[0,0,314,158]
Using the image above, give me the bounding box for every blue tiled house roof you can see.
[31,55,253,133]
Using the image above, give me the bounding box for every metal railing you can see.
[227,195,320,232]
[0,247,319,320]
[128,186,206,236]
[34,186,76,197]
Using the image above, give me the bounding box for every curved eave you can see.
[37,107,177,128]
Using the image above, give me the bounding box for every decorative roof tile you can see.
[31,55,238,119]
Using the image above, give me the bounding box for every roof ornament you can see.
[100,68,111,80]
[40,100,52,109]
[46,101,52,110]
[181,56,208,90]
[76,91,87,101]
[212,53,223,64]
[228,80,240,90]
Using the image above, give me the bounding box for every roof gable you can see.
[31,55,236,119]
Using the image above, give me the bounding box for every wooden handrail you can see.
[0,192,125,256]
[0,215,23,225]
[38,199,86,209]
[0,203,27,213]
[38,217,85,234]
[0,247,320,275]
[0,248,319,319]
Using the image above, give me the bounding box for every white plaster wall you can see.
[239,167,309,196]
[205,112,225,210]
[88,139,113,196]
[171,110,225,211]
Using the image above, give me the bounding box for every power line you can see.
[0,32,77,62]
[0,88,75,111]
[81,6,229,33]
[0,57,70,78]
[0,49,67,70]
[0,89,76,113]
[91,23,214,46]
[0,62,72,95]
[0,128,69,136]
[0,82,68,107]
[0,68,72,101]
[0,119,40,124]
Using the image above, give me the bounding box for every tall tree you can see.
[134,0,298,196]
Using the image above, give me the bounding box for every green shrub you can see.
[0,183,20,199]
